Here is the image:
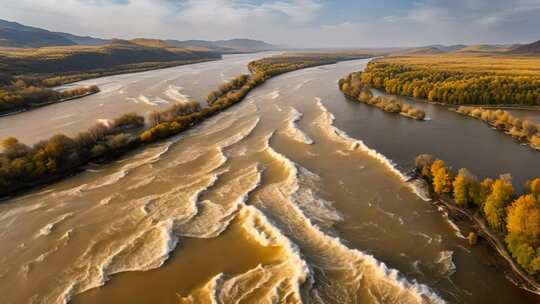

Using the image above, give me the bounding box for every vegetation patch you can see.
[415,154,540,288]
[359,54,540,106]
[339,71,426,120]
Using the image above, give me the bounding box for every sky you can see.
[1,0,540,48]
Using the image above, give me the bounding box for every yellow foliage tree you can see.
[507,194,540,238]
[526,178,540,199]
[453,168,474,206]
[484,176,514,231]
[431,159,452,194]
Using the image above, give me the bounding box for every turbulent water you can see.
[0,57,539,303]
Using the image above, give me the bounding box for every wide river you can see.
[0,53,539,303]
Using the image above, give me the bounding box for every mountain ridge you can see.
[0,18,275,52]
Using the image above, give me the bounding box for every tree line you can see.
[415,154,540,278]
[0,80,99,114]
[359,61,540,106]
[456,106,540,150]
[0,53,369,197]
[339,72,426,120]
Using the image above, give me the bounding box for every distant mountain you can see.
[399,46,446,55]
[426,44,467,52]
[54,32,110,46]
[0,18,274,52]
[396,44,467,55]
[0,19,109,47]
[456,44,514,53]
[512,40,540,55]
[166,38,275,52]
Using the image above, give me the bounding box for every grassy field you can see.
[380,53,540,76]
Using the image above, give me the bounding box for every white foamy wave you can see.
[96,119,111,128]
[443,212,466,239]
[127,95,160,106]
[315,97,407,181]
[52,219,180,304]
[177,165,262,238]
[283,107,314,145]
[269,90,280,100]
[164,85,191,104]
[86,142,172,191]
[179,274,223,304]
[293,79,312,90]
[215,116,260,150]
[409,178,432,202]
[436,251,456,276]
[36,213,73,237]
[259,140,444,303]
[226,206,309,303]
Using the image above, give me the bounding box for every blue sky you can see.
[2,0,539,47]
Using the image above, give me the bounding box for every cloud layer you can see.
[1,0,539,47]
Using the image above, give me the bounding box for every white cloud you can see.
[0,0,538,47]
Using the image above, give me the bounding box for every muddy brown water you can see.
[0,57,538,303]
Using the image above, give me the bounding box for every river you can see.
[0,56,538,303]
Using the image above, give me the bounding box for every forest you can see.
[359,54,540,106]
[339,71,426,120]
[415,154,540,279]
[0,53,369,197]
[455,106,540,150]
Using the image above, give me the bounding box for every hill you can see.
[0,19,108,47]
[0,19,274,52]
[456,44,515,53]
[0,43,221,78]
[512,40,540,55]
[398,46,447,55]
[427,44,467,52]
[166,38,275,52]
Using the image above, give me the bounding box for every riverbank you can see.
[0,88,100,117]
[453,106,540,152]
[433,189,540,294]
[410,169,540,295]
[0,53,371,199]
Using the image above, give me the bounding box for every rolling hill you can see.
[512,40,540,55]
[455,44,515,53]
[0,19,109,47]
[166,38,275,52]
[0,19,275,52]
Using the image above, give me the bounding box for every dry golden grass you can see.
[381,53,540,76]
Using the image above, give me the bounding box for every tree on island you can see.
[453,168,476,206]
[431,159,452,194]
[484,175,515,232]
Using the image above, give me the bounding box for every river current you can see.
[0,55,538,303]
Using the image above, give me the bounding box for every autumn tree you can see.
[506,194,540,238]
[1,137,30,159]
[525,178,540,198]
[431,159,452,194]
[453,168,475,206]
[415,154,435,178]
[484,175,515,231]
